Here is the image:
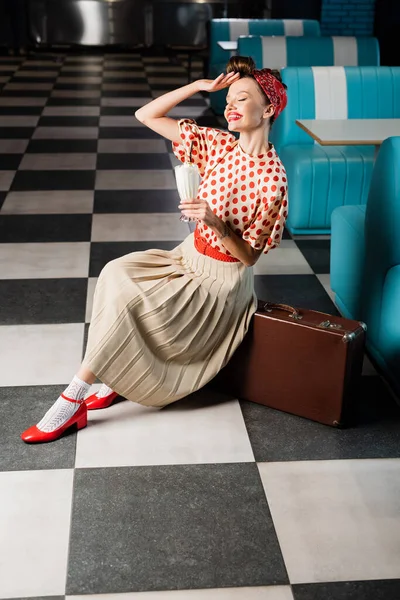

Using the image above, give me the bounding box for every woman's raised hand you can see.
[197,72,240,93]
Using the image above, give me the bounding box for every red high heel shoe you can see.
[85,391,119,410]
[21,398,87,444]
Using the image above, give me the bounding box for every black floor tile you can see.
[0,385,77,472]
[292,579,400,600]
[98,127,159,139]
[1,90,49,97]
[103,66,144,72]
[67,463,288,594]
[102,77,147,84]
[0,191,6,210]
[53,83,101,91]
[26,139,98,153]
[89,241,182,277]
[11,170,96,191]
[38,115,99,127]
[93,190,180,213]
[96,153,171,170]
[0,278,87,325]
[295,239,331,274]
[241,375,400,462]
[0,154,22,169]
[100,106,141,116]
[47,96,100,106]
[0,106,43,115]
[0,214,92,242]
[254,274,340,315]
[10,76,56,84]
[0,127,35,138]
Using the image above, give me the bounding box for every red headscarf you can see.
[252,68,287,119]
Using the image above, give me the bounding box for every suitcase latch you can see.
[319,320,343,330]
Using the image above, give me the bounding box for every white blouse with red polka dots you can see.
[172,118,288,257]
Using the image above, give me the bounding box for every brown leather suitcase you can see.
[212,301,367,427]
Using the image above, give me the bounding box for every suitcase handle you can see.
[262,302,303,321]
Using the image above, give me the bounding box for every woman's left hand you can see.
[178,199,220,228]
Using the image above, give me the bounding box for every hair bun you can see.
[226,56,256,76]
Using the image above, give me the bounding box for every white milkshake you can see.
[174,162,201,223]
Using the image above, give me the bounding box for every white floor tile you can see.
[91,213,187,241]
[0,97,47,106]
[316,274,336,303]
[14,70,58,78]
[98,139,167,153]
[42,106,100,116]
[85,277,98,322]
[0,116,39,127]
[61,64,103,72]
[100,97,151,107]
[254,240,314,275]
[33,127,98,139]
[95,169,175,190]
[99,116,144,127]
[258,459,400,584]
[0,469,74,598]
[5,82,53,91]
[0,171,15,191]
[0,139,28,153]
[1,191,94,214]
[0,323,85,386]
[0,64,17,71]
[0,242,90,279]
[0,76,9,83]
[19,153,97,170]
[169,152,181,168]
[76,389,254,468]
[167,107,210,118]
[68,586,293,599]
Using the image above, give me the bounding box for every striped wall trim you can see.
[312,66,348,119]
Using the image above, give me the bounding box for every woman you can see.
[21,56,288,444]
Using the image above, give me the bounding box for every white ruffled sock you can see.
[37,375,91,433]
[95,383,115,398]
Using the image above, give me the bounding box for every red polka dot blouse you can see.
[172,118,289,256]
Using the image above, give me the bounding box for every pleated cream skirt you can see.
[83,232,257,407]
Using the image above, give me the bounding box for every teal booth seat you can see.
[209,18,321,115]
[270,66,400,235]
[238,35,380,69]
[331,137,400,399]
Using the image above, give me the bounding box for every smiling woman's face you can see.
[224,76,273,133]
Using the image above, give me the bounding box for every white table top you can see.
[217,41,238,51]
[296,119,400,146]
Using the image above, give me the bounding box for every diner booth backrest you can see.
[272,66,400,154]
[210,19,321,67]
[269,66,400,234]
[238,35,380,69]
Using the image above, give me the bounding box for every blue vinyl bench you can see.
[269,66,400,235]
[237,35,380,70]
[330,136,400,399]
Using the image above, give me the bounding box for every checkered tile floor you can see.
[1,50,400,600]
